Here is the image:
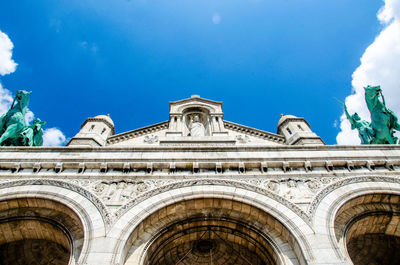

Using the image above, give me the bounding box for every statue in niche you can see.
[188,114,205,136]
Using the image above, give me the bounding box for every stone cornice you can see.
[0,145,399,176]
[223,120,286,144]
[169,97,222,106]
[106,121,168,145]
[66,136,103,146]
[291,136,325,145]
[1,144,400,151]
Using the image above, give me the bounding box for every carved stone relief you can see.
[0,179,112,227]
[236,134,250,143]
[238,178,330,201]
[92,180,154,205]
[71,177,336,224]
[143,135,158,144]
[4,175,398,226]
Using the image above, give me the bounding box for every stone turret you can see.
[277,114,324,145]
[67,114,115,147]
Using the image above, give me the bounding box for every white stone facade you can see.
[0,96,399,265]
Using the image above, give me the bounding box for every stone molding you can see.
[0,179,111,227]
[224,120,285,144]
[2,175,400,229]
[0,158,398,176]
[308,175,400,218]
[170,96,222,107]
[107,121,168,145]
[111,178,311,223]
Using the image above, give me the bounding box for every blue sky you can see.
[0,0,391,144]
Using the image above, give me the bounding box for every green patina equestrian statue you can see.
[364,85,400,144]
[343,104,375,144]
[342,85,400,144]
[0,90,46,146]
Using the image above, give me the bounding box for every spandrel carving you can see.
[92,180,152,204]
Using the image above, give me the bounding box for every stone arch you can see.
[312,176,400,263]
[0,182,107,264]
[177,103,216,114]
[109,184,314,265]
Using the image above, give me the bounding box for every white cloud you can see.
[337,0,400,145]
[212,13,221,24]
[80,40,99,54]
[0,83,35,124]
[24,110,35,124]
[0,29,66,146]
[0,30,17,76]
[0,82,13,115]
[42,128,66,146]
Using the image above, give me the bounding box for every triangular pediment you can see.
[107,120,285,146]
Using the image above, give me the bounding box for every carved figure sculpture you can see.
[364,85,400,144]
[188,115,205,136]
[20,118,47,146]
[343,103,374,144]
[0,90,46,146]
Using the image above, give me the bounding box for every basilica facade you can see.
[0,95,400,265]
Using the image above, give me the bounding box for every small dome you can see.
[277,114,298,128]
[94,114,114,127]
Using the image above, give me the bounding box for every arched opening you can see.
[146,218,275,265]
[334,193,400,265]
[124,198,302,265]
[0,197,85,265]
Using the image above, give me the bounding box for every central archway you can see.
[124,198,303,265]
[146,217,276,265]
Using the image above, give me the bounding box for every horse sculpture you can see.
[364,85,400,144]
[0,90,45,146]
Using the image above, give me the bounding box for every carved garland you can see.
[308,175,400,218]
[0,179,111,226]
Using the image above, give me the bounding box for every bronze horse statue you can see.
[364,85,400,144]
[0,90,46,146]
